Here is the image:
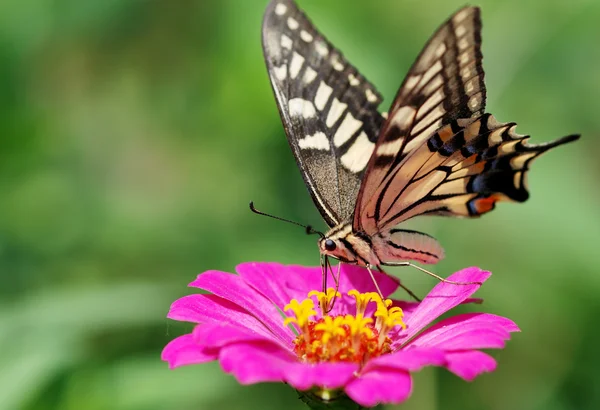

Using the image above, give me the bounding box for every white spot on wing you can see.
[341,132,374,173]
[326,98,348,128]
[382,112,388,119]
[331,55,344,71]
[314,81,333,111]
[274,3,287,15]
[458,37,469,51]
[333,112,363,147]
[281,34,292,50]
[300,30,313,42]
[468,94,481,110]
[298,132,330,150]
[287,17,299,30]
[455,24,467,37]
[315,41,329,57]
[289,52,305,79]
[465,77,477,94]
[365,88,378,103]
[273,64,287,81]
[303,66,317,83]
[390,106,416,130]
[348,73,359,86]
[289,98,317,118]
[460,64,475,81]
[458,49,473,66]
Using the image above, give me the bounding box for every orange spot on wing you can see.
[474,194,503,214]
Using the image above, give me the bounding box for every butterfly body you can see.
[320,225,444,267]
[262,0,579,271]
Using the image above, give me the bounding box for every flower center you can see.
[283,289,406,365]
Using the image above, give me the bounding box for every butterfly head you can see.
[319,236,355,264]
[318,224,376,266]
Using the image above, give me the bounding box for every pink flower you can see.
[162,263,519,407]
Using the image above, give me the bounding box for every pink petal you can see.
[400,267,491,342]
[219,341,297,384]
[337,264,399,297]
[345,368,412,407]
[190,270,293,344]
[236,262,307,309]
[364,347,445,372]
[168,294,276,339]
[271,264,326,300]
[407,313,519,350]
[193,322,287,350]
[391,297,483,324]
[284,362,358,391]
[161,334,218,369]
[444,350,497,381]
[218,341,357,389]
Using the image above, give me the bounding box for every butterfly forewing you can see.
[355,6,486,233]
[262,0,385,227]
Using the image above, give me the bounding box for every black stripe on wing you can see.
[374,114,579,228]
[262,0,385,227]
[355,6,486,232]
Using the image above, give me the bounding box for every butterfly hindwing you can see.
[262,0,385,227]
[355,6,486,233]
[365,114,580,231]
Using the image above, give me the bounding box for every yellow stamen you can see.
[308,288,341,314]
[284,289,406,365]
[315,315,346,344]
[348,290,376,316]
[284,298,317,333]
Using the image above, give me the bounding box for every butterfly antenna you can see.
[249,202,324,237]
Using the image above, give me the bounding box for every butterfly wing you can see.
[354,6,579,260]
[262,0,385,227]
[354,6,486,233]
[373,114,579,231]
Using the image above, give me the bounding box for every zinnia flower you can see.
[162,263,519,407]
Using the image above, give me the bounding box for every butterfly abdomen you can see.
[374,229,445,265]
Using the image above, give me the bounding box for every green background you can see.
[1,0,598,409]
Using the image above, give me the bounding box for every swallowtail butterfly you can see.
[261,0,579,278]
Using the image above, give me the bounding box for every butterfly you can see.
[261,0,579,282]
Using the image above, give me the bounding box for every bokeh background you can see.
[1,0,599,409]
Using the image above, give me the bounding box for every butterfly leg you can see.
[383,262,483,286]
[321,256,343,313]
[377,265,421,302]
[365,264,387,301]
[326,262,342,313]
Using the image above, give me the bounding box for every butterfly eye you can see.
[324,239,336,251]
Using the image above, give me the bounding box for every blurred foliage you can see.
[0,0,598,409]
